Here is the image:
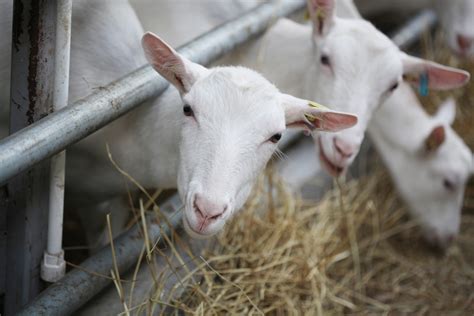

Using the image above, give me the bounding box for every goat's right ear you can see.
[401,53,470,90]
[141,32,207,94]
[424,125,446,153]
[281,94,357,133]
[307,0,336,37]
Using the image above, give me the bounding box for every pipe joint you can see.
[41,250,66,283]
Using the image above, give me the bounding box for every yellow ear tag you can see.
[304,9,310,21]
[304,113,318,122]
[316,7,326,19]
[308,100,329,110]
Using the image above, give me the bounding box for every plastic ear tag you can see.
[304,113,319,122]
[419,72,429,96]
[308,100,329,110]
[316,7,326,19]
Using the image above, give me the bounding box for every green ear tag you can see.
[419,73,429,97]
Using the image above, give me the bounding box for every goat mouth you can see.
[318,138,345,177]
[183,215,206,237]
[183,213,214,239]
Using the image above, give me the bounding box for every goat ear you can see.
[307,0,335,36]
[424,125,446,153]
[141,32,207,94]
[281,94,357,133]
[435,98,456,125]
[402,53,470,91]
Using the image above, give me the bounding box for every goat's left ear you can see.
[141,32,208,94]
[401,53,470,90]
[434,98,456,125]
[281,94,357,132]
[307,0,336,37]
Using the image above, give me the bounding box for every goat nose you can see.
[193,194,228,231]
[333,138,355,158]
[457,34,473,52]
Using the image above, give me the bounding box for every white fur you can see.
[339,0,474,247]
[369,85,473,248]
[433,0,474,56]
[167,0,472,247]
[221,0,468,177]
[0,0,356,239]
[130,0,263,47]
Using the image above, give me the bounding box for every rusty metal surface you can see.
[2,0,56,314]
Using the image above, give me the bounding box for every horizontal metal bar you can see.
[390,9,437,49]
[0,0,306,186]
[17,8,437,316]
[18,194,183,316]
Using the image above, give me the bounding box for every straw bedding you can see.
[124,35,474,315]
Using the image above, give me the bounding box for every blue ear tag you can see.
[419,73,429,96]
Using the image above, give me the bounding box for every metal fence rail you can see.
[0,0,306,185]
[17,8,437,316]
[18,195,183,316]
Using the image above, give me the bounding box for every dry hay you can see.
[146,169,471,315]
[119,35,474,315]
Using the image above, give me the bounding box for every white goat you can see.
[369,86,473,248]
[148,0,472,247]
[433,0,474,57]
[220,0,468,177]
[0,0,357,238]
[337,0,474,248]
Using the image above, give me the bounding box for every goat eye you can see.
[388,82,399,93]
[269,133,282,144]
[443,179,456,191]
[183,104,194,117]
[320,55,330,66]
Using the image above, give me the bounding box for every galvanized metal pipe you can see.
[391,9,437,49]
[42,0,73,283]
[18,8,437,315]
[0,0,306,186]
[18,195,184,316]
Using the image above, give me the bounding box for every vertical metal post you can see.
[41,0,72,284]
[0,187,7,313]
[4,0,56,314]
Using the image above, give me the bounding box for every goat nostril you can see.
[334,138,353,158]
[210,213,221,220]
[195,206,204,219]
[193,200,204,219]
